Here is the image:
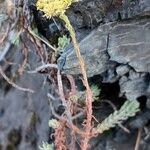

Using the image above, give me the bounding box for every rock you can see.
[62,22,112,77]
[62,16,150,104]
[0,72,51,150]
[0,1,11,62]
[100,61,118,83]
[105,0,150,21]
[129,109,150,129]
[0,36,51,149]
[119,73,150,100]
[63,17,150,77]
[67,0,150,29]
[65,0,150,41]
[108,17,150,73]
[61,23,113,77]
[116,65,129,76]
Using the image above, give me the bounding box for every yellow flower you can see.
[36,0,78,18]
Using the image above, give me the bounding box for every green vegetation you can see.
[35,0,140,149]
[39,142,54,150]
[96,100,140,133]
[58,35,70,53]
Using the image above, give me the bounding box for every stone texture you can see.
[63,17,150,76]
[0,27,51,149]
[62,17,150,103]
[68,0,150,29]
[116,65,129,76]
[0,44,51,149]
[62,22,112,77]
[119,72,150,100]
[0,1,150,149]
[108,18,150,72]
[105,0,150,21]
[0,73,50,150]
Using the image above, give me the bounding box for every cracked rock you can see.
[116,65,129,76]
[68,0,150,29]
[62,16,150,106]
[63,17,150,77]
[62,22,113,77]
[108,17,150,72]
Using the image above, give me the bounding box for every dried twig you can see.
[36,1,94,149]
[49,99,66,121]
[18,37,28,75]
[0,25,10,44]
[28,28,57,53]
[0,66,34,93]
[72,111,84,121]
[0,43,11,62]
[134,128,142,150]
[57,69,73,125]
[28,64,58,74]
[66,74,77,94]
[54,122,68,150]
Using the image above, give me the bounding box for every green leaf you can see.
[39,142,54,150]
[96,100,140,133]
[58,35,70,53]
[11,32,21,46]
[91,85,101,100]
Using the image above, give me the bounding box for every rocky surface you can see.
[63,17,150,75]
[0,0,150,150]
[62,16,150,104]
[29,0,150,43]
[0,0,11,62]
[68,0,150,29]
[0,43,51,149]
[108,18,150,72]
[0,73,50,150]
[0,1,51,146]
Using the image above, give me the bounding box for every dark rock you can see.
[114,129,131,143]
[108,18,150,73]
[0,1,150,149]
[105,0,150,21]
[100,62,118,83]
[0,42,51,150]
[62,22,112,77]
[67,0,150,29]
[62,17,150,104]
[63,17,150,76]
[6,144,16,150]
[129,109,150,129]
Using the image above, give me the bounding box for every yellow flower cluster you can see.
[36,0,78,18]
